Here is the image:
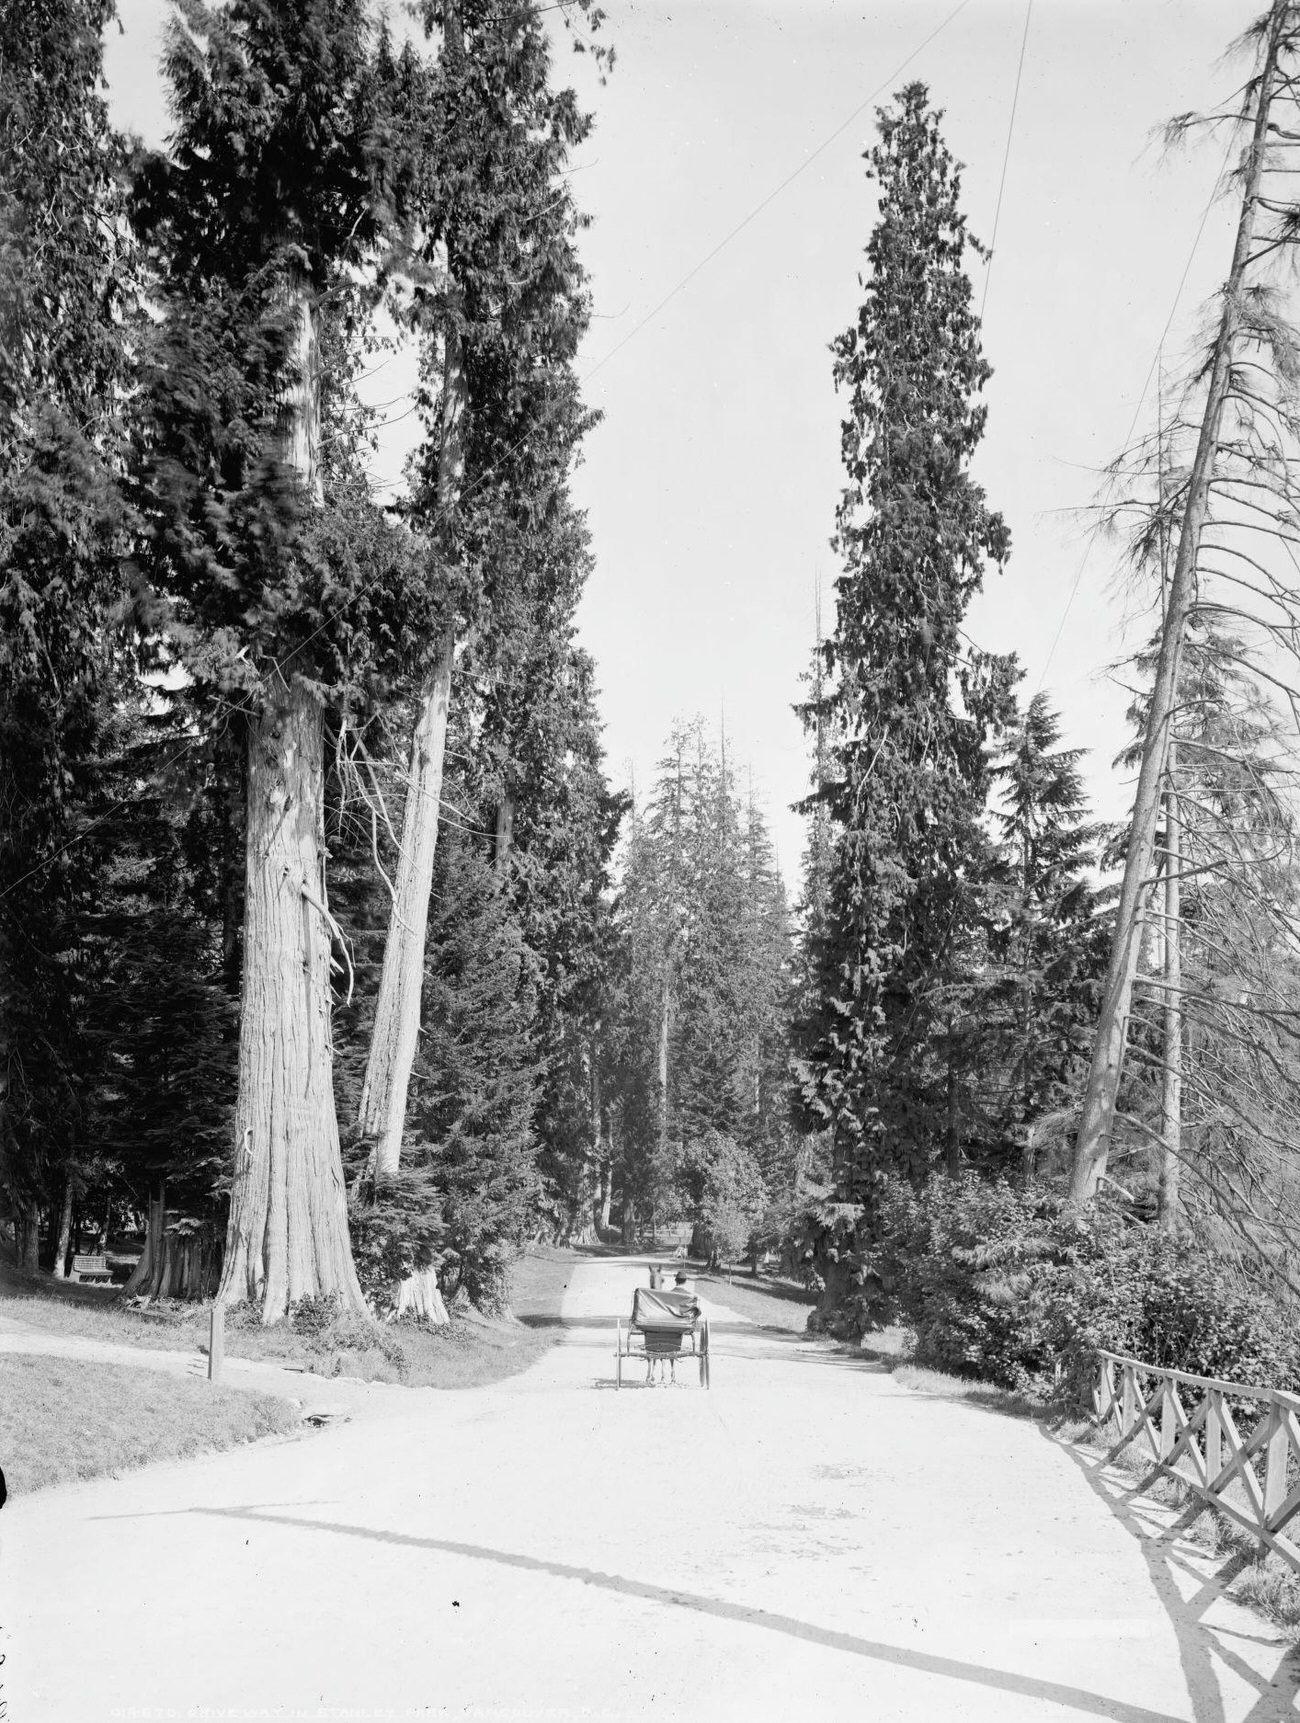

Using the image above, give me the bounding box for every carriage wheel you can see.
[699,1319,710,1390]
[616,1319,623,1389]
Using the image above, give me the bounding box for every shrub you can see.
[828,1171,1300,1403]
[320,1310,409,1378]
[346,1162,447,1315]
[288,1291,341,1339]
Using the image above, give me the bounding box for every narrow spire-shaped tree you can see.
[799,85,1010,1235]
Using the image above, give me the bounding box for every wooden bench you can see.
[71,1253,112,1284]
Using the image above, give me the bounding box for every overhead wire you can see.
[979,0,1033,325]
[1036,131,1238,691]
[269,0,979,688]
[1,0,978,902]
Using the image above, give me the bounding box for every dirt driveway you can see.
[4,1254,1298,1721]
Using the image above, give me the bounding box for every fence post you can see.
[1122,1365,1138,1435]
[208,1301,225,1385]
[1205,1390,1222,1487]
[1160,1381,1176,1459]
[1096,1356,1116,1426]
[1264,1403,1288,1527]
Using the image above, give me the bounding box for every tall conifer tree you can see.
[799,85,1012,1239]
[0,0,127,1266]
[133,0,422,1318]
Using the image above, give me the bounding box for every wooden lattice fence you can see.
[1095,1348,1300,1573]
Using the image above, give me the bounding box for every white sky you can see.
[104,0,1258,887]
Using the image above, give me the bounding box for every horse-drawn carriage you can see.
[615,1283,710,1388]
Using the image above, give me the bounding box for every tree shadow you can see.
[1052,1429,1300,1723]
[696,1272,817,1309]
[95,1498,1190,1723]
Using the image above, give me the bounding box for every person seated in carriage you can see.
[660,1267,697,1315]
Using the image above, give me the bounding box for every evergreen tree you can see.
[609,722,792,1245]
[65,689,239,1293]
[132,0,426,1318]
[978,692,1104,1173]
[798,85,1013,1242]
[0,0,129,1267]
[359,0,600,1184]
[404,827,543,1310]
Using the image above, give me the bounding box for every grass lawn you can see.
[0,1355,301,1496]
[694,1268,817,1332]
[0,1245,578,1391]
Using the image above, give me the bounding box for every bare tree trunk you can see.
[589,1057,604,1238]
[124,1186,165,1299]
[357,132,467,1184]
[1159,781,1182,1233]
[493,788,515,876]
[1069,12,1284,1205]
[657,978,670,1172]
[51,1177,73,1279]
[357,638,454,1180]
[945,1014,959,1175]
[598,1155,613,1235]
[14,1208,38,1273]
[393,1271,449,1323]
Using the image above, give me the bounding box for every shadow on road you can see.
[1053,1430,1299,1723]
[93,1498,1191,1723]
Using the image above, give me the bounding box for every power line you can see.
[1036,132,1236,692]
[269,0,976,687]
[586,0,975,381]
[979,0,1033,325]
[2,0,978,903]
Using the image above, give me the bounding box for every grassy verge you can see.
[0,1355,301,1496]
[0,1247,579,1391]
[890,1361,1050,1423]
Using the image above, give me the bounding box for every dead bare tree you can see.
[1071,0,1300,1210]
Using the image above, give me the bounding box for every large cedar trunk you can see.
[125,1194,222,1301]
[218,673,366,1320]
[393,1268,449,1324]
[357,638,454,1180]
[123,1188,165,1298]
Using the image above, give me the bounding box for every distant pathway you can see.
[5,1255,1298,1721]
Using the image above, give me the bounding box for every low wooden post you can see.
[1099,1356,1117,1427]
[208,1302,225,1385]
[1264,1405,1288,1527]
[1206,1390,1222,1487]
[1160,1382,1176,1459]
[1122,1365,1138,1436]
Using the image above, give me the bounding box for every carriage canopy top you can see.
[630,1286,700,1333]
